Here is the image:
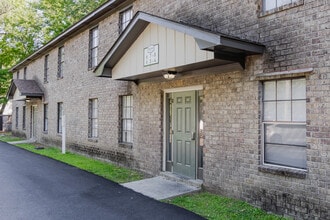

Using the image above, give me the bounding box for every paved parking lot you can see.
[0,141,204,220]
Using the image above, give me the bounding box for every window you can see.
[44,104,48,132]
[23,67,27,80]
[88,27,99,69]
[120,95,133,143]
[57,102,63,133]
[22,106,26,130]
[44,55,49,83]
[263,0,300,11]
[57,46,64,78]
[263,78,306,169]
[119,7,133,34]
[15,107,19,128]
[88,99,98,138]
[17,71,19,79]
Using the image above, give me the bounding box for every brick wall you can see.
[10,0,330,219]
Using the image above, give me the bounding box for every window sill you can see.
[88,138,98,143]
[259,0,304,17]
[118,142,133,149]
[258,165,307,179]
[43,131,48,134]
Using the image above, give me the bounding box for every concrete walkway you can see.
[122,175,202,200]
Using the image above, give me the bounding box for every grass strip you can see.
[14,143,143,183]
[166,192,289,220]
[0,133,23,142]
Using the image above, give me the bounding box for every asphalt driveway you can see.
[0,141,204,220]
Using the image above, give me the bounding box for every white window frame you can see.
[119,6,133,34]
[57,46,64,78]
[262,78,307,170]
[120,95,133,143]
[57,102,63,133]
[89,27,99,69]
[44,54,49,83]
[88,98,98,138]
[44,104,48,132]
[263,0,301,12]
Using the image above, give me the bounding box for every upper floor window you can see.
[44,54,49,83]
[119,7,133,34]
[262,78,306,169]
[88,98,98,138]
[23,67,27,80]
[263,0,301,12]
[88,27,99,69]
[57,46,64,78]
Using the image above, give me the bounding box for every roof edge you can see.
[10,0,127,72]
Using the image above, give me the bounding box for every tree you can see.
[0,0,107,103]
[33,0,107,42]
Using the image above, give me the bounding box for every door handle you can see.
[191,132,196,141]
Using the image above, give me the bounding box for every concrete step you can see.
[122,175,201,200]
[160,172,203,189]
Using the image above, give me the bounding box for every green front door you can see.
[172,91,196,178]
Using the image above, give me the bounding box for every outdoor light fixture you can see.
[163,71,177,80]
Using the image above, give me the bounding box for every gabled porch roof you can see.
[7,79,44,100]
[95,11,265,80]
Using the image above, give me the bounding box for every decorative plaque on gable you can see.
[143,44,159,66]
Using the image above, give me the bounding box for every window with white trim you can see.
[44,55,49,83]
[263,0,300,11]
[88,99,98,138]
[57,46,64,78]
[120,95,133,143]
[263,78,307,169]
[57,102,63,133]
[119,7,133,34]
[88,27,99,69]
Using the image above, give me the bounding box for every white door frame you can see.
[162,85,203,172]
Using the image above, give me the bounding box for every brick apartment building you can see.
[7,0,329,218]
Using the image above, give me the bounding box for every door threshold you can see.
[160,172,203,189]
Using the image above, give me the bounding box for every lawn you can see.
[1,133,288,219]
[166,192,289,220]
[0,133,23,142]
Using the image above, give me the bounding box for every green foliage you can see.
[32,0,108,42]
[0,0,107,103]
[0,133,22,142]
[0,68,11,103]
[166,192,290,220]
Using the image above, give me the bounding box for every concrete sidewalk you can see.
[122,174,202,200]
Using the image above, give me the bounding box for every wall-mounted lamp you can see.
[163,71,177,80]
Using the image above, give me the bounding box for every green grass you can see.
[13,143,143,183]
[0,133,23,142]
[166,192,289,220]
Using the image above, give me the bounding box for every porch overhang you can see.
[94,12,265,81]
[7,79,44,100]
